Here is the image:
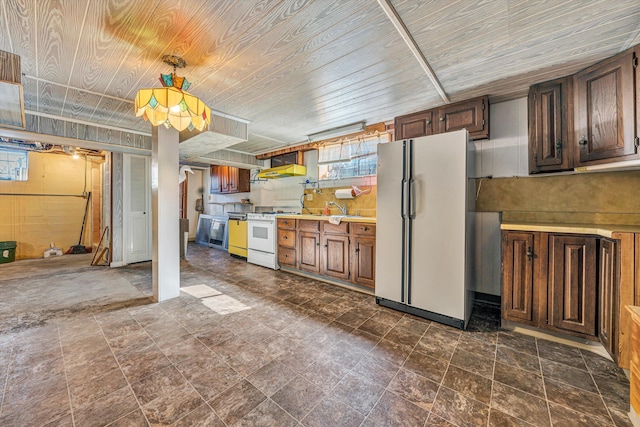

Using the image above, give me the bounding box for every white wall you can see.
[472,97,529,296]
[187,169,203,239]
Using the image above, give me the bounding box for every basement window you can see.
[318,133,390,180]
[0,148,28,181]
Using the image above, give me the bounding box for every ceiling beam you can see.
[375,0,450,104]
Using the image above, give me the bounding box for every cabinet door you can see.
[548,235,597,336]
[528,78,573,173]
[599,238,618,360]
[237,168,251,193]
[322,234,350,280]
[298,231,320,273]
[352,237,375,289]
[574,51,637,165]
[227,167,238,193]
[394,110,434,140]
[210,166,221,193]
[219,166,230,193]
[436,96,488,140]
[502,231,536,324]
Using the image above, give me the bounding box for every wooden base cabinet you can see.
[599,239,618,358]
[548,235,597,337]
[298,220,321,273]
[277,218,376,289]
[502,230,618,359]
[351,223,376,289]
[277,218,296,267]
[502,232,536,324]
[320,221,350,281]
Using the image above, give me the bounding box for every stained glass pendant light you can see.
[134,55,211,131]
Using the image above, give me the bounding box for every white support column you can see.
[152,125,180,301]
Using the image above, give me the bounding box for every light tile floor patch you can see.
[180,285,222,298]
[201,295,251,315]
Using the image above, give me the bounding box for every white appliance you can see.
[375,130,476,329]
[247,213,279,270]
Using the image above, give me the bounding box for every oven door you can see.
[247,220,275,253]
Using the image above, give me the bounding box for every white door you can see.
[125,154,151,263]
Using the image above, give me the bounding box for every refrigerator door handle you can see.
[409,179,416,219]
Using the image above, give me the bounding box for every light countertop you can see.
[501,222,640,238]
[276,214,376,224]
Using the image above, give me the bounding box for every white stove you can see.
[246,213,280,270]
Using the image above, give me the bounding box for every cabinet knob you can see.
[439,117,445,122]
[361,227,369,231]
[283,236,288,240]
[324,244,328,248]
[578,135,588,146]
[426,120,431,125]
[526,246,534,260]
[555,140,562,152]
[284,254,288,258]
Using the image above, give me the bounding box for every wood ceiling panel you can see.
[3,0,37,74]
[436,15,640,93]
[37,80,67,115]
[0,2,12,52]
[196,0,361,101]
[192,0,316,91]
[212,4,391,107]
[101,0,217,100]
[62,88,105,123]
[35,0,85,83]
[22,75,37,110]
[67,0,156,92]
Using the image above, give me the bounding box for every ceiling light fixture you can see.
[307,121,366,142]
[134,55,211,132]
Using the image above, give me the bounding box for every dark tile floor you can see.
[0,244,632,426]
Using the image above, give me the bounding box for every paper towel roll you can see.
[335,188,355,199]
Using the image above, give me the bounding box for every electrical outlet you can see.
[306,193,313,201]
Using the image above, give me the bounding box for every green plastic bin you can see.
[0,241,16,264]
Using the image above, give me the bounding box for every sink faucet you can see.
[328,201,347,215]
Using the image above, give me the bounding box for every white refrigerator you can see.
[375,130,476,329]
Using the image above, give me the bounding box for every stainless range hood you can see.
[257,164,307,179]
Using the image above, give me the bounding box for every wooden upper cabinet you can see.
[529,77,573,173]
[210,165,250,194]
[548,235,597,337]
[436,96,488,139]
[395,110,434,139]
[394,96,489,141]
[574,50,638,166]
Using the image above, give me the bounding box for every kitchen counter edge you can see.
[500,222,640,238]
[277,214,376,224]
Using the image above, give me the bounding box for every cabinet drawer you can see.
[299,220,320,232]
[278,218,296,230]
[278,229,296,248]
[351,223,375,237]
[323,222,349,235]
[278,247,296,267]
